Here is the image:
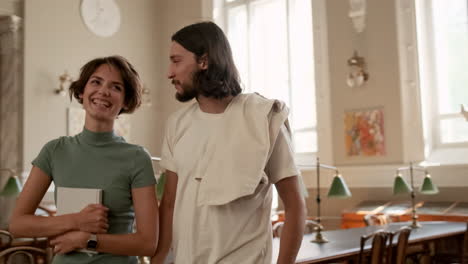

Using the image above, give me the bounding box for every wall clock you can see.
[80,0,121,37]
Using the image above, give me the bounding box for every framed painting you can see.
[344,107,385,157]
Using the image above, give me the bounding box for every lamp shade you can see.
[0,177,21,197]
[156,172,166,201]
[393,174,411,195]
[420,175,439,194]
[327,175,352,198]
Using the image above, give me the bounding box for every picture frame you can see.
[344,107,386,157]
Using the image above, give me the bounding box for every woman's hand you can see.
[50,231,90,254]
[75,204,109,233]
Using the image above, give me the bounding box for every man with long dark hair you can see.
[153,21,306,264]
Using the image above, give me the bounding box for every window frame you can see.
[396,0,468,165]
[416,0,468,149]
[213,0,333,166]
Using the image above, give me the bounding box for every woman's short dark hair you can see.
[69,55,142,114]
[172,21,242,99]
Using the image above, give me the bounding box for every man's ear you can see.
[198,54,208,70]
[79,93,83,99]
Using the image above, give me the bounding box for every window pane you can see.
[293,130,317,153]
[289,0,316,130]
[227,6,249,89]
[440,117,468,143]
[432,0,468,114]
[249,0,290,103]
[222,0,317,154]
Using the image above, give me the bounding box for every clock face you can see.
[80,0,121,37]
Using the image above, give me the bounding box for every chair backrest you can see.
[0,246,49,264]
[359,230,390,264]
[0,230,13,250]
[35,205,56,217]
[387,227,411,264]
[364,214,391,226]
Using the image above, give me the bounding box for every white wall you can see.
[327,0,403,166]
[156,0,212,135]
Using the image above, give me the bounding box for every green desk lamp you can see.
[0,168,21,197]
[151,157,166,201]
[301,158,352,243]
[393,162,439,228]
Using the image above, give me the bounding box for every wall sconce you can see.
[302,158,352,243]
[461,104,468,121]
[54,71,73,96]
[346,50,369,88]
[0,168,21,197]
[393,162,439,228]
[141,85,152,107]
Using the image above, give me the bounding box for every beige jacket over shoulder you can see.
[160,93,299,264]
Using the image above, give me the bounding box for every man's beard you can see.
[174,71,199,102]
[174,81,198,102]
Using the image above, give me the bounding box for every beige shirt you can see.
[161,94,299,264]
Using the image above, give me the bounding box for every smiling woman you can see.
[9,56,159,264]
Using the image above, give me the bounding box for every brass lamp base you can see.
[410,222,422,229]
[409,215,421,229]
[311,230,329,243]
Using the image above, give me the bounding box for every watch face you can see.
[87,239,98,250]
[80,0,121,37]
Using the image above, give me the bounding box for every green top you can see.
[32,128,156,264]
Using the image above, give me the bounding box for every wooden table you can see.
[272,221,466,264]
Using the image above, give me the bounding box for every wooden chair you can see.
[462,222,468,264]
[432,222,468,264]
[0,246,49,264]
[0,230,13,251]
[36,204,56,217]
[358,230,390,264]
[387,226,411,264]
[0,230,50,264]
[449,221,468,264]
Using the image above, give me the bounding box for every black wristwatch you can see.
[86,234,98,251]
